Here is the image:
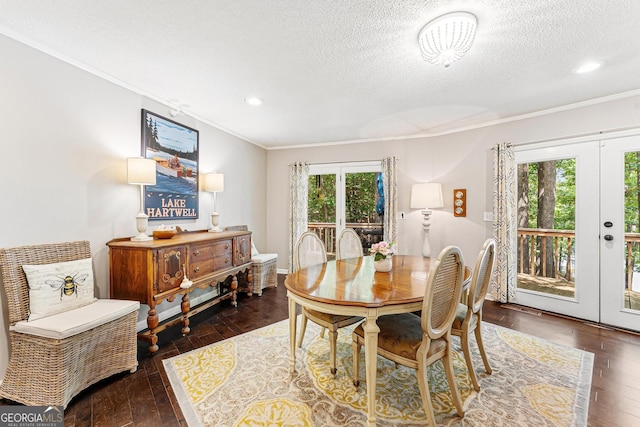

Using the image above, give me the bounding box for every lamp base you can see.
[131,233,153,241]
[132,212,152,241]
[209,212,221,232]
[420,209,433,258]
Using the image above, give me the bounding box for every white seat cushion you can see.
[252,253,277,263]
[11,299,140,339]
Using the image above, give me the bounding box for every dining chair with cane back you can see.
[336,228,363,260]
[451,238,496,391]
[352,246,466,425]
[295,231,363,375]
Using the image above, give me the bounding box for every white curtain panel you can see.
[382,157,398,245]
[288,162,309,272]
[491,142,517,302]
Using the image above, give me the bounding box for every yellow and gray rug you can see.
[163,318,592,426]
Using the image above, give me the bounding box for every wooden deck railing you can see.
[518,228,640,290]
[308,222,383,255]
[309,225,640,290]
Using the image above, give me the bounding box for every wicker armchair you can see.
[0,240,140,408]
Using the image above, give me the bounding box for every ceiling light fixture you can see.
[245,96,264,106]
[418,11,477,67]
[574,61,603,74]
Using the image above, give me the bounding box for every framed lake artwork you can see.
[141,109,199,221]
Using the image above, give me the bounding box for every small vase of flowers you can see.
[369,241,396,272]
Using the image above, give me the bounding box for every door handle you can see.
[604,235,614,241]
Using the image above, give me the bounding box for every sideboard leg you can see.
[147,306,159,354]
[247,268,253,297]
[230,275,238,307]
[181,292,191,335]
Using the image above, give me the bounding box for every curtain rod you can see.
[289,158,398,166]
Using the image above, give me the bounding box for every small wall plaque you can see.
[453,189,466,217]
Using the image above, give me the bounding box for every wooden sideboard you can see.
[107,230,252,353]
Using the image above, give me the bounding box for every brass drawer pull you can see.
[194,250,200,256]
[225,257,230,264]
[193,267,200,273]
[225,243,230,249]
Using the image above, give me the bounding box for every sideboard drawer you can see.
[211,239,233,256]
[190,258,215,279]
[190,243,216,260]
[213,254,233,271]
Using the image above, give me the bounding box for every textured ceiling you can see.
[1,0,640,149]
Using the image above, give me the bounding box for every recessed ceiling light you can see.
[245,96,264,106]
[574,61,604,74]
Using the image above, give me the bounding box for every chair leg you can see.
[352,339,361,387]
[461,329,480,391]
[443,345,464,417]
[328,328,338,375]
[416,364,438,427]
[474,321,492,375]
[297,313,309,348]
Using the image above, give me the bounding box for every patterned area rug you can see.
[163,318,592,426]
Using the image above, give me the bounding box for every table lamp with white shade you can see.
[204,172,224,232]
[410,182,444,257]
[127,157,157,241]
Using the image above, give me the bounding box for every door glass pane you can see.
[624,152,640,311]
[345,172,383,254]
[308,174,336,257]
[517,158,576,298]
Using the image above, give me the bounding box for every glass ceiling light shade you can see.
[418,11,477,67]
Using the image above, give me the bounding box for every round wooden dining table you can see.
[285,255,471,426]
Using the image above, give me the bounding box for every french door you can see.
[515,133,640,332]
[307,162,381,257]
[600,135,640,330]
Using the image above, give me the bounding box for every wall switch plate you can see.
[483,212,494,222]
[399,212,406,219]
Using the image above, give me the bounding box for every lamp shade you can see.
[411,183,444,209]
[418,11,477,67]
[127,157,156,185]
[204,173,224,192]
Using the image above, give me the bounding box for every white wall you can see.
[0,35,268,376]
[265,95,640,271]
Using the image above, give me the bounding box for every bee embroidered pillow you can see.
[22,258,97,321]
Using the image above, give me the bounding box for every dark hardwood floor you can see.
[3,275,640,426]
